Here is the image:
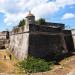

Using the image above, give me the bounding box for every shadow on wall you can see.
[28,34,65,61]
[63,30,74,52]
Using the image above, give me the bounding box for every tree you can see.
[36,18,46,25]
[18,19,25,27]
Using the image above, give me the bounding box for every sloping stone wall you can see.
[9,22,68,60]
[71,29,75,50]
[9,24,29,59]
[9,24,68,60]
[29,34,63,59]
[63,30,74,52]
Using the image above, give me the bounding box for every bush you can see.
[18,19,25,27]
[35,18,46,25]
[16,56,53,73]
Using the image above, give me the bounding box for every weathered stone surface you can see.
[71,29,75,50]
[9,24,29,60]
[9,12,68,60]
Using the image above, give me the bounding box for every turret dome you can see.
[25,11,35,24]
[26,11,34,17]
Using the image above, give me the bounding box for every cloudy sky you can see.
[0,0,75,31]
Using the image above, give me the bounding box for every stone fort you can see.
[0,12,74,60]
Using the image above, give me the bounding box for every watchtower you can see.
[26,11,35,25]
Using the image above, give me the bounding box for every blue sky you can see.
[0,0,75,31]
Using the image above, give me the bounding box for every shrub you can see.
[16,56,53,73]
[35,18,46,25]
[18,19,25,27]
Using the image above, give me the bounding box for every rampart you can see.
[9,24,29,59]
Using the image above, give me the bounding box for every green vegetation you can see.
[18,18,46,27]
[16,56,53,73]
[18,19,25,27]
[35,18,46,25]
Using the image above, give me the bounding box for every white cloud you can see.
[55,0,75,8]
[0,0,4,3]
[0,0,75,26]
[32,2,59,19]
[4,12,28,26]
[62,13,75,20]
[26,0,49,10]
[1,0,59,26]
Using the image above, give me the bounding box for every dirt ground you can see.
[50,54,75,75]
[0,49,19,74]
[0,50,75,75]
[31,54,75,75]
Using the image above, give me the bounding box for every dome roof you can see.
[26,11,34,17]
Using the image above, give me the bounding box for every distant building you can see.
[0,31,9,49]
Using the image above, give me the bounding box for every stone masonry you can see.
[9,12,68,60]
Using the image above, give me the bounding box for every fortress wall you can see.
[9,24,29,60]
[9,24,68,60]
[29,34,63,58]
[71,30,75,49]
